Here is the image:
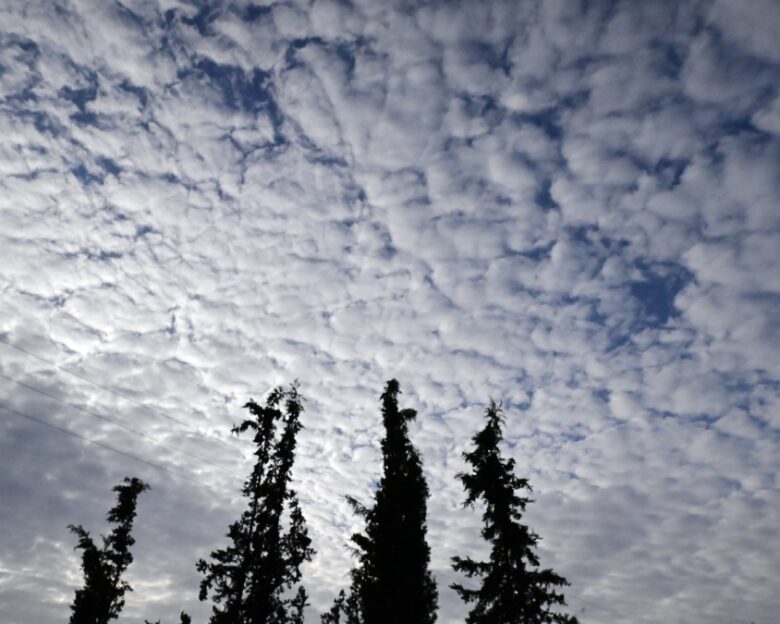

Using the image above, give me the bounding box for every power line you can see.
[0,336,247,457]
[0,371,244,482]
[0,401,225,492]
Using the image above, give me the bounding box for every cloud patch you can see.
[1,1,779,623]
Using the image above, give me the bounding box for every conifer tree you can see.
[452,401,578,624]
[327,379,437,624]
[197,384,314,624]
[68,476,150,624]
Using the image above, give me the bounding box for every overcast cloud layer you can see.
[1,1,779,623]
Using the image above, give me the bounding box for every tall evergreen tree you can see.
[197,384,314,624]
[326,379,438,624]
[68,477,150,624]
[451,402,578,624]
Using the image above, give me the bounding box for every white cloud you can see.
[1,1,779,623]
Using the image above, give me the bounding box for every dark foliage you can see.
[451,402,578,624]
[320,590,346,624]
[197,384,314,624]
[68,477,150,624]
[326,379,438,624]
[144,612,191,624]
[319,589,361,624]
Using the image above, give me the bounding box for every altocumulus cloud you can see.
[0,1,779,622]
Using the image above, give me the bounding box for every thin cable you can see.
[0,402,225,492]
[0,336,247,455]
[0,372,243,482]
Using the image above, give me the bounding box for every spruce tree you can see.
[327,379,437,624]
[452,402,578,624]
[68,477,150,624]
[197,384,314,624]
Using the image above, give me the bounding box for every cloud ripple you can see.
[0,1,778,623]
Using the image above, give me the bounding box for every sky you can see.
[0,0,779,622]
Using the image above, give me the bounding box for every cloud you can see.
[1,1,779,623]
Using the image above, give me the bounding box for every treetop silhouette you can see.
[197,383,314,624]
[68,476,150,624]
[326,379,438,624]
[452,401,578,624]
[61,382,580,624]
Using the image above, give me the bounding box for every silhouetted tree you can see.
[321,590,346,624]
[320,589,361,624]
[327,379,437,624]
[197,384,314,624]
[68,477,150,624]
[451,401,578,624]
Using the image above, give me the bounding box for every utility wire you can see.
[0,402,224,492]
[0,371,243,482]
[0,336,247,456]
